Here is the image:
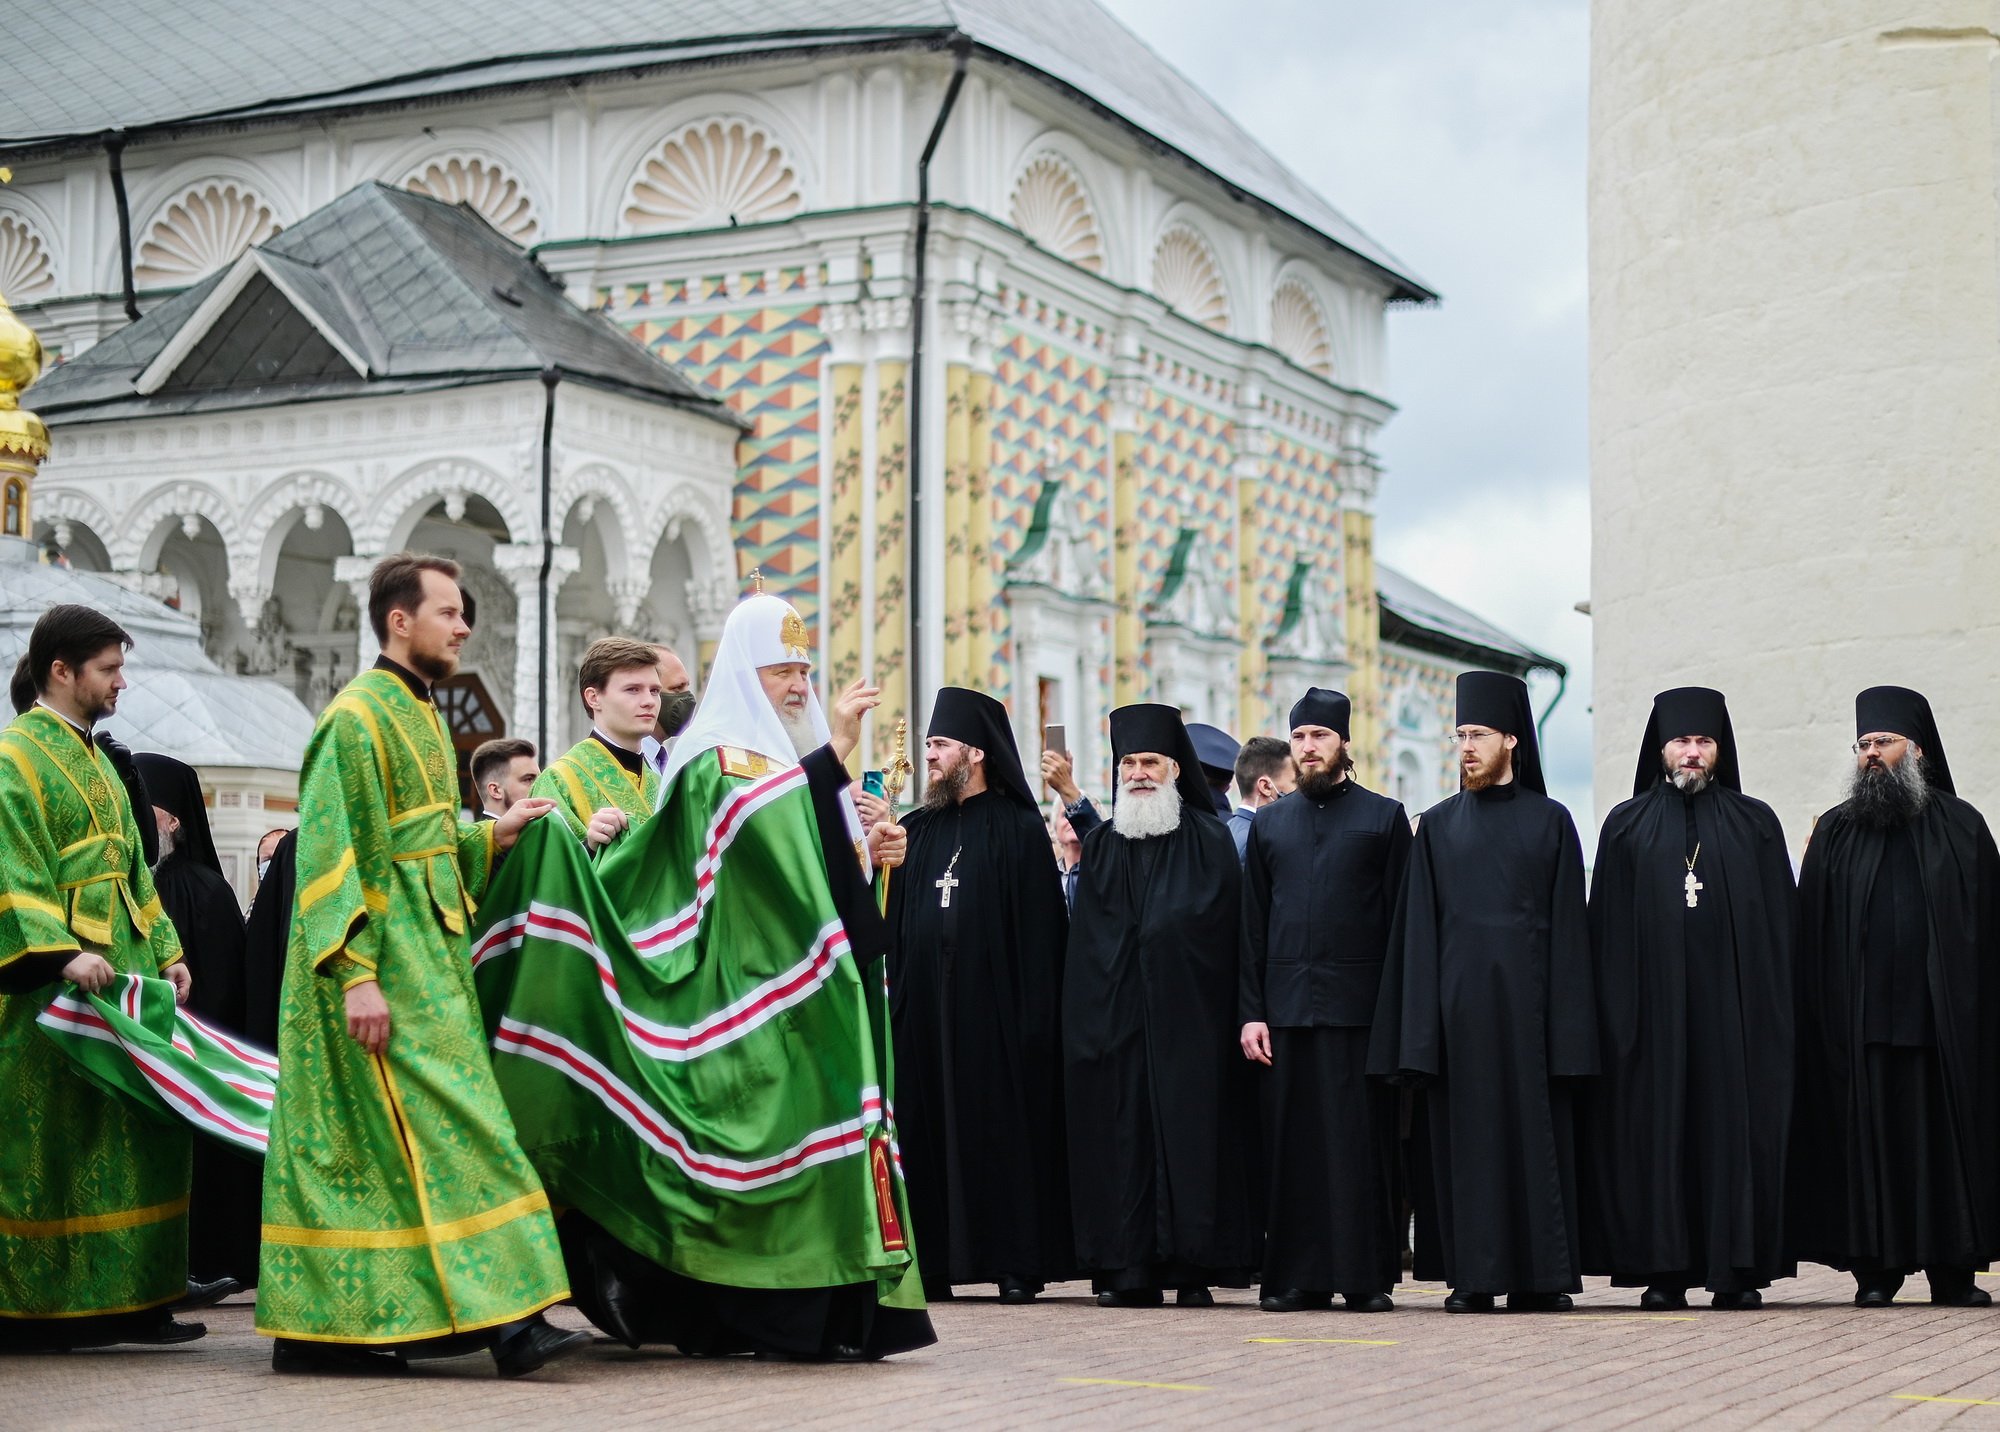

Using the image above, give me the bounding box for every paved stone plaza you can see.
[16,1264,2000,1429]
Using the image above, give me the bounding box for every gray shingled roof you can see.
[1377,564,1566,679]
[0,0,1432,302]
[27,183,737,423]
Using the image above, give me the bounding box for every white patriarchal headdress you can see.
[659,592,831,792]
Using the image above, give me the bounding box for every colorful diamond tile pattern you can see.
[989,326,1112,699]
[1137,387,1236,610]
[621,293,829,624]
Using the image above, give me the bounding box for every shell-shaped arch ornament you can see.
[1152,224,1229,331]
[404,156,540,242]
[624,119,802,233]
[0,215,54,302]
[1009,155,1104,273]
[1270,278,1333,377]
[136,181,279,287]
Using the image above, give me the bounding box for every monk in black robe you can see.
[1241,687,1410,1312]
[1791,685,2000,1307]
[133,752,259,1292]
[1370,671,1595,1313]
[1579,687,1796,1310]
[1065,703,1255,1307]
[888,687,1072,1303]
[241,829,297,1049]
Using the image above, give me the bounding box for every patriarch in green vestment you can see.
[0,604,207,1351]
[257,553,589,1378]
[532,635,662,853]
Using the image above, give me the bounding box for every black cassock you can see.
[887,789,1073,1289]
[1240,779,1411,1296]
[1370,782,1596,1293]
[1064,812,1256,1289]
[1579,781,1796,1291]
[1790,795,2000,1274]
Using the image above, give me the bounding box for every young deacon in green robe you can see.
[0,605,215,1351]
[258,553,588,1378]
[531,635,662,853]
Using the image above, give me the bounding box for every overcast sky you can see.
[1101,0,1597,837]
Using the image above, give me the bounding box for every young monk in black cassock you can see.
[887,687,1072,1304]
[1240,687,1410,1313]
[1064,703,1255,1307]
[1578,688,1796,1310]
[1370,671,1595,1313]
[1791,686,2000,1307]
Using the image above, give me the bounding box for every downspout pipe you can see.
[537,367,560,759]
[105,132,139,322]
[906,34,972,735]
[1535,666,1568,745]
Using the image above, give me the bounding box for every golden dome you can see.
[0,295,47,462]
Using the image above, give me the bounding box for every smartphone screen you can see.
[862,770,886,799]
[1043,723,1066,754]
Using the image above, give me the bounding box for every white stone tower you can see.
[1591,4,2000,845]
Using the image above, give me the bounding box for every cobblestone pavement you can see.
[17,1265,2000,1430]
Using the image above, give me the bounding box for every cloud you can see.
[1099,0,1597,837]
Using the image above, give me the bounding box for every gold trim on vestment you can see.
[255,1291,568,1346]
[0,1291,181,1321]
[299,846,356,910]
[0,892,65,922]
[259,1190,553,1250]
[0,1193,189,1239]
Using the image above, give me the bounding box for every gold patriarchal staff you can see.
[877,717,913,911]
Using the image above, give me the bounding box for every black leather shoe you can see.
[1259,1289,1332,1313]
[584,1232,643,1350]
[1444,1291,1495,1314]
[1175,1285,1214,1308]
[493,1320,593,1378]
[174,1277,243,1312]
[1932,1285,1992,1307]
[121,1313,207,1345]
[997,1276,1041,1305]
[1639,1287,1687,1311]
[1711,1289,1762,1310]
[271,1339,406,1375]
[1342,1292,1395,1313]
[1506,1292,1574,1313]
[1853,1287,1896,1308]
[1096,1289,1163,1308]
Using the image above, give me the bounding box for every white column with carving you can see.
[494,542,581,751]
[333,554,381,669]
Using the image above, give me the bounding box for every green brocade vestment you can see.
[0,707,190,1320]
[257,669,568,1345]
[532,736,659,851]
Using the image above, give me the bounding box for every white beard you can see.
[1113,781,1184,840]
[777,705,817,759]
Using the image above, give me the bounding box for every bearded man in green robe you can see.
[0,605,218,1351]
[532,635,662,854]
[258,553,587,1378]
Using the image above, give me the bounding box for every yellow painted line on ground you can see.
[1893,1394,2000,1407]
[1557,1315,1698,1323]
[1246,1337,1399,1346]
[1060,1377,1213,1393]
[1399,1286,1448,1295]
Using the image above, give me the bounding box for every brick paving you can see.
[15,1266,2000,1430]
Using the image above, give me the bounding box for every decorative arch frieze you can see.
[403,153,540,242]
[134,181,281,288]
[30,487,116,564]
[245,471,362,589]
[1151,222,1230,332]
[1009,154,1105,274]
[0,213,55,302]
[1270,277,1334,378]
[363,457,531,554]
[653,482,731,587]
[621,117,803,234]
[554,462,639,587]
[120,479,245,571]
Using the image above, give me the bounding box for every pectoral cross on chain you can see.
[1684,870,1704,908]
[936,870,960,908]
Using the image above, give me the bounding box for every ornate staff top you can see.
[881,718,913,807]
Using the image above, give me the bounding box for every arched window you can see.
[2,478,22,537]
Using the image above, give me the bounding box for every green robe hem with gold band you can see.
[532,735,659,853]
[257,667,568,1346]
[0,706,190,1321]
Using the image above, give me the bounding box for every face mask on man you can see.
[257,859,272,883]
[657,690,697,739]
